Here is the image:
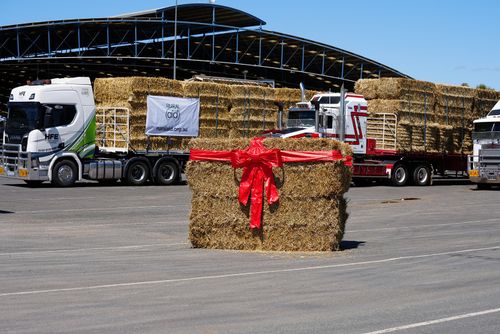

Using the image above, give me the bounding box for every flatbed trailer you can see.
[353,144,468,186]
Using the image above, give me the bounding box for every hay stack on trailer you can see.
[94,77,185,150]
[355,78,500,154]
[228,85,277,138]
[182,81,232,139]
[186,138,352,252]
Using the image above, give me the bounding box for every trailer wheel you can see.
[390,163,408,187]
[126,161,149,186]
[52,160,77,187]
[155,161,179,185]
[412,165,431,186]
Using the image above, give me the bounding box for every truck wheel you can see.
[52,160,77,187]
[126,161,149,186]
[155,161,179,185]
[412,165,431,186]
[390,163,408,187]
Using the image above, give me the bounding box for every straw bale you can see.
[189,195,347,251]
[474,89,500,119]
[183,81,232,98]
[354,79,379,100]
[199,117,231,129]
[188,137,352,156]
[186,137,351,252]
[198,105,232,119]
[199,127,230,138]
[367,99,437,123]
[356,78,436,106]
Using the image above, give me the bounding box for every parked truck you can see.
[269,87,468,186]
[468,100,500,189]
[0,78,189,187]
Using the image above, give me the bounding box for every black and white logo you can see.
[164,103,180,121]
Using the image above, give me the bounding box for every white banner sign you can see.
[146,95,200,137]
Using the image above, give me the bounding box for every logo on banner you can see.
[165,103,180,122]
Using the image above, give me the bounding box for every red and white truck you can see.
[270,88,467,186]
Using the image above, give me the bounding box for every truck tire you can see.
[412,165,431,186]
[126,161,149,186]
[390,163,408,187]
[51,160,78,187]
[155,161,179,185]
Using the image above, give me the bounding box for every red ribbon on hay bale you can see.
[190,137,352,229]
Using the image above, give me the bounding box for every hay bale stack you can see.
[434,84,474,127]
[94,77,185,150]
[186,138,352,252]
[474,89,500,119]
[275,88,317,110]
[182,81,232,138]
[356,78,436,103]
[355,78,500,154]
[229,85,277,138]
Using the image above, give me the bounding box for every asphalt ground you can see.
[0,177,499,334]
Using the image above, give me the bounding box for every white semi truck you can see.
[268,88,468,186]
[468,100,500,189]
[0,78,189,187]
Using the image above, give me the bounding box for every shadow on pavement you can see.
[340,240,365,250]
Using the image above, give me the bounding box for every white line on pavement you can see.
[347,218,500,233]
[0,242,188,257]
[15,205,189,214]
[361,307,500,334]
[0,245,498,298]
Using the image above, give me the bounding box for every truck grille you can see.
[0,144,29,173]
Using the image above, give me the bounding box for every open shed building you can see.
[0,3,410,111]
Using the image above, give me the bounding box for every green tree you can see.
[476,84,494,90]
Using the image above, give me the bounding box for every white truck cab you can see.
[0,78,96,185]
[468,100,500,188]
[279,92,368,154]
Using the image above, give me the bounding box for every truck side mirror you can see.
[43,106,54,129]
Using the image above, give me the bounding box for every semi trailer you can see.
[268,87,468,186]
[0,77,189,187]
[468,100,500,189]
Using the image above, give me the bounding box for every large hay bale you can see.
[186,138,352,252]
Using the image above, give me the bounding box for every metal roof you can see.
[114,3,266,28]
[0,3,410,111]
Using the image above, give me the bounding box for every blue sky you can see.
[1,0,498,89]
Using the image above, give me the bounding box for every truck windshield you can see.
[474,122,500,132]
[287,110,316,127]
[488,109,500,116]
[6,102,44,133]
[472,121,500,140]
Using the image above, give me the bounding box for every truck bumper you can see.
[468,154,500,184]
[0,144,49,182]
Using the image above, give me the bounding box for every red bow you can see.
[190,138,352,229]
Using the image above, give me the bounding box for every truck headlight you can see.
[31,158,39,168]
